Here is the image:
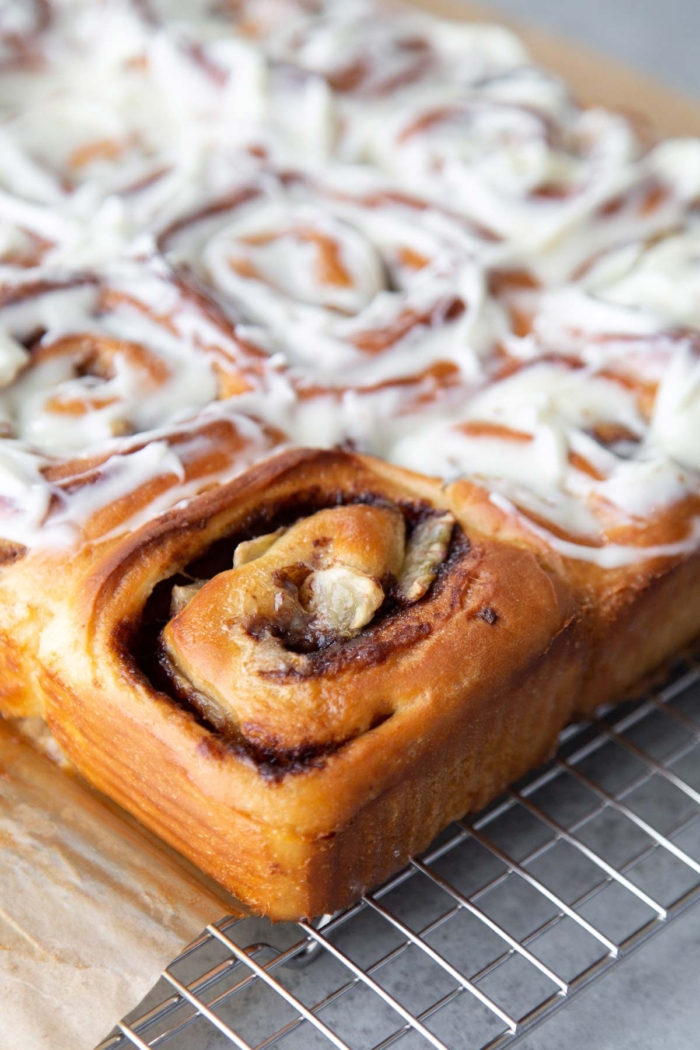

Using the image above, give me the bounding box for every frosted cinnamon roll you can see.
[361,71,623,229]
[0,3,333,252]
[0,260,267,458]
[0,405,284,552]
[516,167,688,286]
[2,0,700,929]
[143,0,322,40]
[535,225,700,355]
[0,215,54,273]
[0,10,165,208]
[516,225,700,418]
[267,0,526,100]
[357,66,698,272]
[160,176,505,388]
[390,358,700,567]
[35,449,579,917]
[387,357,700,712]
[0,258,289,549]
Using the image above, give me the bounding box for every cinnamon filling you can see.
[162,503,455,661]
[352,297,466,354]
[125,494,462,775]
[237,227,355,289]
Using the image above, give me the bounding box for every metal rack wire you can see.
[98,656,700,1050]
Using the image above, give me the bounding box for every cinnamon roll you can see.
[0,403,283,726]
[0,0,50,72]
[35,449,579,918]
[388,357,700,712]
[144,0,323,41]
[0,261,269,454]
[266,0,526,101]
[159,170,506,393]
[0,262,286,556]
[356,67,700,281]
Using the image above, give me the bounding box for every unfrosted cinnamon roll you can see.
[33,449,580,918]
[160,500,457,750]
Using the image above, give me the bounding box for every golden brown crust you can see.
[1,446,698,918]
[159,502,412,749]
[29,448,582,918]
[0,446,696,919]
[446,476,700,714]
[575,548,700,713]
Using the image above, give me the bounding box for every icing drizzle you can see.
[0,0,697,564]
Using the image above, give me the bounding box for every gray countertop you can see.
[485,0,700,98]
[517,905,700,1049]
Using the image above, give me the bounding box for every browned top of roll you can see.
[158,492,461,753]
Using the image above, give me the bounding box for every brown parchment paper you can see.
[2,8,700,1050]
[0,720,235,1050]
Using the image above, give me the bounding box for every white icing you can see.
[0,269,221,455]
[489,491,700,568]
[388,361,698,554]
[164,179,505,385]
[530,228,700,382]
[589,229,700,330]
[651,342,700,471]
[0,442,53,546]
[0,0,695,564]
[203,200,387,316]
[649,138,700,201]
[0,326,28,387]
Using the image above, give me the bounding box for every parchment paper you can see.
[0,720,234,1050]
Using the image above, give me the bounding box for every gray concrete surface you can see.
[485,0,700,98]
[517,905,700,1049]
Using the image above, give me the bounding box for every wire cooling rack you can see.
[98,656,700,1050]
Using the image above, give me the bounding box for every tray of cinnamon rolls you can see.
[1,0,700,922]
